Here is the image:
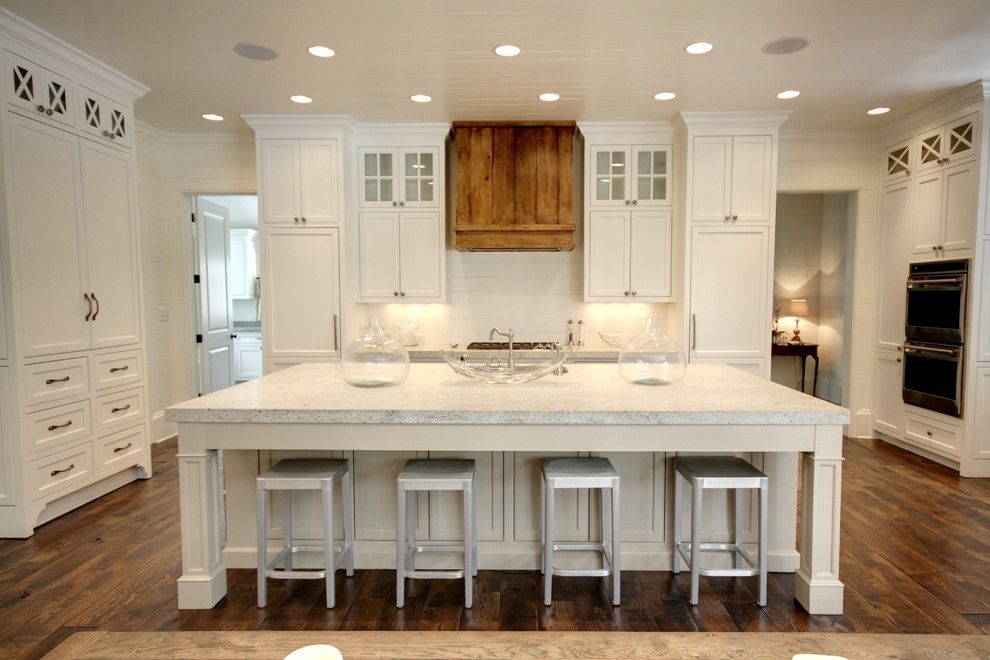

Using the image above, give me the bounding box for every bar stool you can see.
[541,457,620,606]
[672,455,768,606]
[396,458,477,608]
[256,458,354,608]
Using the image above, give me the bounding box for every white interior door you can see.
[399,212,442,298]
[80,139,141,349]
[196,198,235,393]
[8,114,90,356]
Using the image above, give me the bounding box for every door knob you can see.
[231,334,238,339]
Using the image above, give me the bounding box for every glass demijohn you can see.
[341,317,410,387]
[617,316,686,385]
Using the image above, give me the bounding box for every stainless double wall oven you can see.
[903,260,968,417]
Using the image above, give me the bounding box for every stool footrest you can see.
[552,567,613,577]
[552,542,606,552]
[265,543,352,581]
[410,543,465,554]
[676,541,759,577]
[404,569,465,580]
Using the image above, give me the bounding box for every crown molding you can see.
[679,111,792,132]
[0,6,148,101]
[577,121,676,141]
[242,114,359,134]
[780,127,880,142]
[881,79,988,141]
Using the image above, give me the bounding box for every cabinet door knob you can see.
[301,217,307,222]
[943,157,950,164]
[102,130,110,137]
[926,430,933,436]
[631,290,637,296]
[394,291,399,296]
[45,108,53,116]
[625,200,631,205]
[896,357,902,363]
[724,214,730,221]
[230,333,238,339]
[36,104,45,113]
[624,291,630,296]
[932,245,938,252]
[392,201,398,207]
[399,201,405,207]
[631,199,638,205]
[732,214,738,221]
[294,217,299,223]
[400,291,406,297]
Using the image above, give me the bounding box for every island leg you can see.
[177,424,227,609]
[795,424,844,614]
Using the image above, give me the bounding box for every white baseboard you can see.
[875,432,960,471]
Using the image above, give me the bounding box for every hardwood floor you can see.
[2,437,988,658]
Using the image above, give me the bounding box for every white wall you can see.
[777,129,880,437]
[135,125,256,441]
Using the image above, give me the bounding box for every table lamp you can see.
[788,298,810,344]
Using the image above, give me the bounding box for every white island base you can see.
[167,363,848,615]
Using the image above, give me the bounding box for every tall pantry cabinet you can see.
[245,117,350,373]
[680,113,789,378]
[0,12,152,536]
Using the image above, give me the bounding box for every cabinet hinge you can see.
[195,334,203,344]
[193,274,201,285]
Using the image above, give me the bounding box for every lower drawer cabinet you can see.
[904,413,961,458]
[25,357,90,408]
[26,398,91,455]
[97,425,145,477]
[31,441,93,501]
[94,387,144,436]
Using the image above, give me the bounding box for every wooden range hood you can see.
[452,121,578,251]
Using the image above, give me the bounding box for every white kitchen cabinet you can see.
[77,85,131,148]
[690,135,772,224]
[972,368,990,461]
[873,348,905,437]
[883,138,912,183]
[234,332,262,381]
[228,228,259,299]
[589,144,671,207]
[585,209,671,301]
[357,210,443,301]
[79,139,141,349]
[877,181,912,351]
[427,451,503,542]
[261,227,340,360]
[912,160,976,256]
[915,113,977,174]
[260,138,340,226]
[8,114,89,357]
[688,225,770,364]
[5,50,73,128]
[359,147,439,208]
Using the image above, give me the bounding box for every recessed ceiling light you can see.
[494,44,521,57]
[290,94,312,104]
[685,41,713,55]
[233,43,278,61]
[201,113,224,121]
[410,94,432,103]
[867,107,891,115]
[654,91,676,101]
[538,92,560,102]
[776,89,800,100]
[307,45,335,58]
[762,37,809,55]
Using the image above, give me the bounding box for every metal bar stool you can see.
[541,456,621,607]
[396,458,477,609]
[256,458,354,608]
[672,455,768,606]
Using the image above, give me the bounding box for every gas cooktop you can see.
[465,341,561,350]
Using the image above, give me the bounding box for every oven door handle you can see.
[907,277,964,288]
[904,345,959,357]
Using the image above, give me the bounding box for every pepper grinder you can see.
[577,319,585,346]
[567,319,575,347]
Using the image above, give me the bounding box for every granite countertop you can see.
[166,362,849,426]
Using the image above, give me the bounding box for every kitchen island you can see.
[166,362,848,614]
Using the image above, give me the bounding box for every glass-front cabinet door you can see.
[399,148,438,207]
[631,145,671,207]
[359,148,396,207]
[591,146,630,206]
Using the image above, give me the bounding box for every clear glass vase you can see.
[617,315,686,385]
[341,317,410,387]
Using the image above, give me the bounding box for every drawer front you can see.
[905,414,961,458]
[92,350,142,390]
[97,425,145,477]
[94,387,144,436]
[26,399,91,455]
[31,441,93,501]
[25,357,90,407]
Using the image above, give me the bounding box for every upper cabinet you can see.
[690,135,772,224]
[585,210,672,301]
[5,51,73,128]
[883,138,912,182]
[589,145,671,208]
[912,160,976,257]
[359,148,439,208]
[78,85,132,148]
[358,211,443,301]
[260,138,341,226]
[915,113,977,174]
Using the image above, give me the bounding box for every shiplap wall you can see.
[777,130,880,437]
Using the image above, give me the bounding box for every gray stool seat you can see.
[256,458,354,609]
[396,459,477,609]
[541,457,621,607]
[673,455,768,607]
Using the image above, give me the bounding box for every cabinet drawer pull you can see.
[109,366,129,373]
[113,442,133,453]
[50,464,75,477]
[111,404,131,413]
[47,420,73,431]
[45,376,70,385]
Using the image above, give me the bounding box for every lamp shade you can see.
[788,298,810,317]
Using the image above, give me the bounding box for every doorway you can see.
[772,192,856,404]
[191,194,261,395]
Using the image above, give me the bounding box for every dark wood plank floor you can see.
[2,438,988,658]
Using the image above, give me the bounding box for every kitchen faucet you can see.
[489,327,515,369]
